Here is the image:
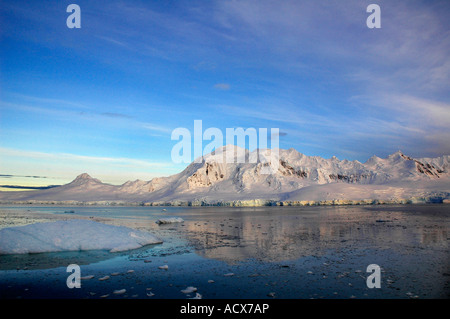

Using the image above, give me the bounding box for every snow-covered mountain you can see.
[1,146,449,205]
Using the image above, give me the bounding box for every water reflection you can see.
[0,205,448,268]
[176,206,449,263]
[420,229,448,245]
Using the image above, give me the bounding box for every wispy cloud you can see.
[95,35,128,48]
[386,95,450,128]
[8,93,92,110]
[2,0,449,166]
[140,123,173,134]
[214,103,336,128]
[0,174,48,179]
[193,61,217,71]
[0,185,59,190]
[0,147,172,169]
[0,100,172,135]
[214,83,231,90]
[101,112,133,119]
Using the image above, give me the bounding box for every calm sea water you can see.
[0,204,449,299]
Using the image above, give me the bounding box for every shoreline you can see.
[0,196,448,207]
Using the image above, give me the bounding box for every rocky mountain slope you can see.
[1,145,449,205]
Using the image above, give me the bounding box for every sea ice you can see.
[155,217,184,225]
[113,289,126,295]
[224,273,235,277]
[189,293,202,299]
[181,286,197,294]
[0,219,162,255]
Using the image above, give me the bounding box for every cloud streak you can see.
[0,174,48,179]
[0,147,173,169]
[214,83,231,90]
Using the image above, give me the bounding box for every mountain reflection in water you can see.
[0,205,447,269]
[175,205,449,263]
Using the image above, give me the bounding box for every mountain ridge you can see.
[0,147,449,205]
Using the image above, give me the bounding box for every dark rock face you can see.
[415,160,441,177]
[187,162,226,188]
[279,160,307,178]
[400,152,443,178]
[328,173,370,183]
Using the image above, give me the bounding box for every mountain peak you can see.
[388,150,413,161]
[70,173,102,185]
[200,144,249,162]
[75,173,93,180]
[365,155,382,164]
[217,144,248,153]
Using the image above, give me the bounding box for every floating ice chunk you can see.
[81,275,94,280]
[181,286,197,294]
[155,217,184,225]
[224,273,234,277]
[0,219,162,255]
[189,293,202,299]
[113,289,126,295]
[99,276,110,281]
[158,265,169,270]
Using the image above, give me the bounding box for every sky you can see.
[0,0,449,187]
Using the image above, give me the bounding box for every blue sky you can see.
[1,0,449,186]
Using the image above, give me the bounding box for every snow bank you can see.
[155,217,184,225]
[0,219,162,255]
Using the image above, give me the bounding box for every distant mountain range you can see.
[1,146,449,206]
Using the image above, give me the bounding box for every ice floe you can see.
[155,217,184,225]
[0,219,162,255]
[181,286,197,294]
